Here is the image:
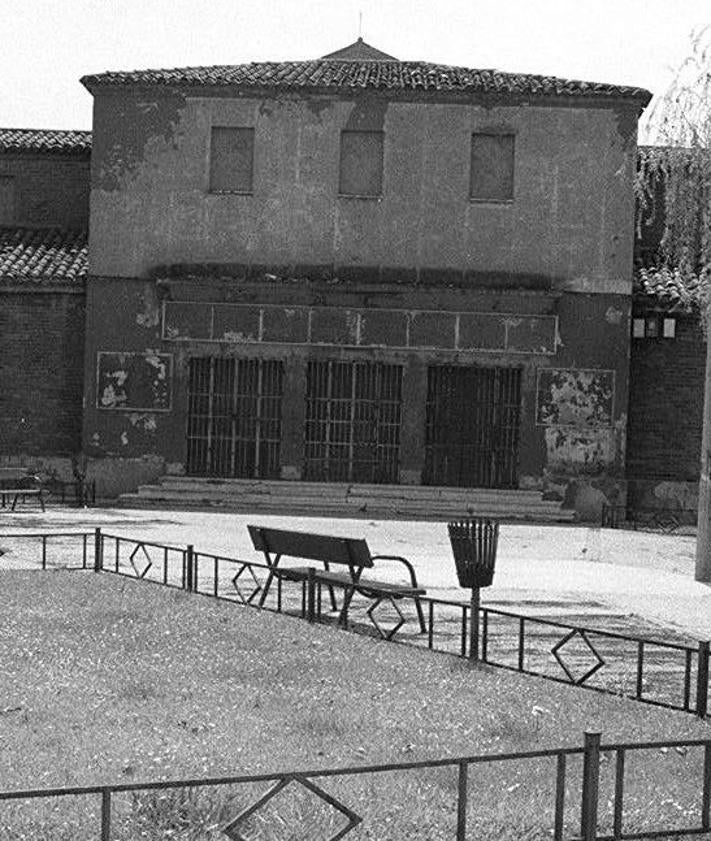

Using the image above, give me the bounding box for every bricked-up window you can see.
[0,176,15,224]
[470,133,515,201]
[339,130,384,197]
[209,127,254,193]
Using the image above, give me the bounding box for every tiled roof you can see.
[0,128,91,155]
[0,227,87,285]
[634,267,707,313]
[81,60,651,103]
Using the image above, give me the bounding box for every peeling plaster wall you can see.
[88,90,637,290]
[82,275,631,509]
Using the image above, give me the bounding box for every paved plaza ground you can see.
[1,504,709,640]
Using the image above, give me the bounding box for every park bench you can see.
[248,525,427,639]
[0,467,46,512]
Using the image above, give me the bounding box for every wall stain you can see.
[136,292,161,328]
[95,90,186,191]
[344,97,389,131]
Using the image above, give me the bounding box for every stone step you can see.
[119,496,572,522]
[120,479,574,522]
[129,485,561,509]
[159,476,545,501]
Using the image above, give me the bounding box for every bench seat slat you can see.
[271,566,425,597]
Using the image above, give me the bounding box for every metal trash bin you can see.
[448,517,499,588]
[448,517,500,660]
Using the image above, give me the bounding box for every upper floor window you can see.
[470,133,515,202]
[339,130,384,198]
[0,176,15,224]
[209,127,254,194]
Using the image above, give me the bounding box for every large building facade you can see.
[74,42,651,508]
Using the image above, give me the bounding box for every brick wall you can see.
[0,290,85,455]
[0,153,90,228]
[627,315,705,481]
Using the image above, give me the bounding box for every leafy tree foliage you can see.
[636,27,711,295]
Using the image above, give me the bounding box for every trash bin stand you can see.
[470,585,480,661]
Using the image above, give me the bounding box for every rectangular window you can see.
[0,176,15,224]
[339,130,384,197]
[209,127,254,193]
[470,133,515,201]
[663,318,676,338]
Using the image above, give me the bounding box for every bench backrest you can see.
[0,468,39,490]
[248,525,373,568]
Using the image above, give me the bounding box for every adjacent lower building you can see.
[0,129,89,481]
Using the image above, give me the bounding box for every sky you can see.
[1,0,709,141]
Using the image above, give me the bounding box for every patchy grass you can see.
[0,570,708,839]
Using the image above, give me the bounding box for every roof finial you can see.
[358,11,362,40]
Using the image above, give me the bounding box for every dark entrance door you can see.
[186,357,284,478]
[423,364,521,488]
[304,360,403,483]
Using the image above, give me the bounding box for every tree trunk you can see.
[696,309,711,581]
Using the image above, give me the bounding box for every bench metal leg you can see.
[326,583,338,612]
[337,585,357,628]
[414,597,427,634]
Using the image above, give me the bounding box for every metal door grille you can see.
[304,361,402,484]
[423,365,521,488]
[186,358,283,478]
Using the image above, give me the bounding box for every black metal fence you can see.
[0,530,95,569]
[6,528,705,720]
[601,504,697,533]
[0,731,709,840]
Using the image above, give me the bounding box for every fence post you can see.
[456,760,468,840]
[101,788,111,840]
[580,731,601,841]
[306,567,316,623]
[697,641,710,718]
[93,527,103,572]
[185,545,194,592]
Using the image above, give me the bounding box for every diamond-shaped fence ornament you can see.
[129,543,152,579]
[231,564,263,604]
[222,775,361,841]
[366,595,406,641]
[551,629,605,686]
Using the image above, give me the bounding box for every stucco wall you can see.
[88,90,637,291]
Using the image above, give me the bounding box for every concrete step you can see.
[119,478,574,522]
[128,484,559,507]
[119,495,572,522]
[158,476,545,501]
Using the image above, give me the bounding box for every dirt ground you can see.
[1,504,710,640]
